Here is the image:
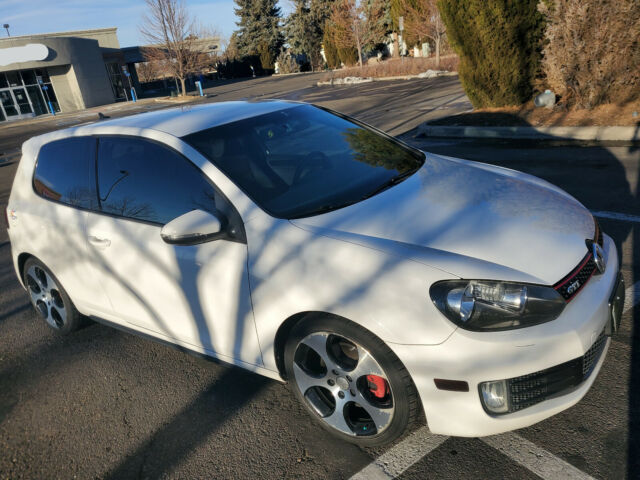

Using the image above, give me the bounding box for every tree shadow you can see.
[104,368,268,480]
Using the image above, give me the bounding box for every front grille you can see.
[506,330,607,413]
[553,220,604,302]
[554,253,597,301]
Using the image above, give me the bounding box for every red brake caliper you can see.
[366,375,388,399]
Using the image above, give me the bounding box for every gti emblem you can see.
[592,242,606,274]
[567,280,581,295]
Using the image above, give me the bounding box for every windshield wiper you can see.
[360,167,419,201]
[292,200,361,218]
[290,167,420,219]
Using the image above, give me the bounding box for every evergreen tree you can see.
[438,0,545,107]
[234,0,285,69]
[323,29,341,68]
[286,0,337,70]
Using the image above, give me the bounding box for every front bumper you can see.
[390,234,619,437]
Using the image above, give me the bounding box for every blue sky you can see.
[1,0,293,48]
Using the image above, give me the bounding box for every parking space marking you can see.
[624,281,640,313]
[482,433,595,480]
[349,427,447,479]
[591,210,640,223]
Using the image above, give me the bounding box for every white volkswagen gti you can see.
[5,101,625,446]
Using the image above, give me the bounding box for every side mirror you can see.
[161,209,224,245]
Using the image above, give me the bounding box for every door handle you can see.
[88,236,111,248]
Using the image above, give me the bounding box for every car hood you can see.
[290,153,595,285]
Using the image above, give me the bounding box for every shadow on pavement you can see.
[104,368,268,479]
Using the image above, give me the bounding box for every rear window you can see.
[33,137,98,209]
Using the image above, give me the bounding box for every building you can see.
[0,28,142,123]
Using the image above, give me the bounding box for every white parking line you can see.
[482,433,595,480]
[349,427,447,479]
[624,281,640,313]
[350,429,597,480]
[591,210,640,223]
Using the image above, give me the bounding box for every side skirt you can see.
[88,315,285,383]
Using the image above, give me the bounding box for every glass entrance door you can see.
[26,85,47,115]
[12,88,33,115]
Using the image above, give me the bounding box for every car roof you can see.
[77,100,302,138]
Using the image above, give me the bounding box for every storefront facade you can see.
[0,28,139,123]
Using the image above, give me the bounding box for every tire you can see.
[284,315,420,446]
[23,258,84,335]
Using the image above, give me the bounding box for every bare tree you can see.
[328,0,387,69]
[140,0,206,96]
[135,60,163,83]
[400,0,446,67]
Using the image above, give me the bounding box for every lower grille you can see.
[507,331,607,413]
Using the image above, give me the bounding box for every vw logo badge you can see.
[592,242,606,274]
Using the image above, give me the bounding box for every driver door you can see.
[85,136,262,366]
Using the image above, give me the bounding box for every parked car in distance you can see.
[5,101,625,446]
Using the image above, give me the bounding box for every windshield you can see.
[182,104,425,219]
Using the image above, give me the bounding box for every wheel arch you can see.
[273,310,413,383]
[17,252,35,287]
[274,311,324,379]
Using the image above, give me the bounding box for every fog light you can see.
[480,380,509,414]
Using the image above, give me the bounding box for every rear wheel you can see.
[23,258,83,335]
[284,315,420,446]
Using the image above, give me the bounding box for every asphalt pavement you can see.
[0,74,639,479]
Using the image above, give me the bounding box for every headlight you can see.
[430,280,566,331]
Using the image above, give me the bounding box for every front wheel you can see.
[284,315,420,446]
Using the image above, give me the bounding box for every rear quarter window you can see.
[33,137,98,210]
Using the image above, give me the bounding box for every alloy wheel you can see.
[26,265,67,329]
[292,332,394,437]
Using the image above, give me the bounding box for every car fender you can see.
[244,216,459,373]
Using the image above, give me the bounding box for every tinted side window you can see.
[96,137,237,229]
[33,137,98,209]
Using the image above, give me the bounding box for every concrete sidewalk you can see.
[417,124,640,143]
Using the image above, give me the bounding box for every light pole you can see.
[3,24,10,37]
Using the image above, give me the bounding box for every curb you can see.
[417,125,640,142]
[317,71,457,86]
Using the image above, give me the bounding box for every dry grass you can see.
[321,55,459,81]
[429,99,640,127]
[539,0,639,109]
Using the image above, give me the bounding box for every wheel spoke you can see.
[42,270,56,294]
[27,283,41,305]
[300,333,335,370]
[356,392,393,432]
[351,345,385,380]
[293,362,327,394]
[52,305,66,326]
[324,398,353,435]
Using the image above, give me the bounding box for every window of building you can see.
[106,63,126,100]
[33,137,98,209]
[5,71,21,87]
[34,69,59,113]
[97,137,230,226]
[0,68,60,121]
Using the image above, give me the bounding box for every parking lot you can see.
[0,74,639,479]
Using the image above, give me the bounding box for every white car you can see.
[5,101,624,446]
